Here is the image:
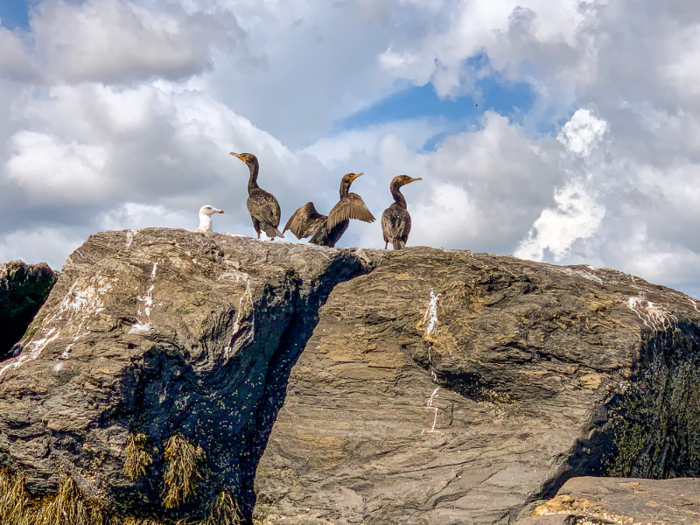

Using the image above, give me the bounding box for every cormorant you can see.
[381,175,421,250]
[284,172,375,247]
[230,152,284,239]
[196,205,224,233]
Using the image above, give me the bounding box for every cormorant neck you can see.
[339,179,351,199]
[391,184,407,208]
[247,162,259,191]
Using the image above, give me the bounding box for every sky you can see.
[0,0,698,299]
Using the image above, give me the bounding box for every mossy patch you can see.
[124,433,154,481]
[606,351,700,478]
[162,434,207,509]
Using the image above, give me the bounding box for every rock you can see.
[0,260,57,361]
[253,248,700,524]
[522,476,700,524]
[513,515,575,525]
[0,229,380,523]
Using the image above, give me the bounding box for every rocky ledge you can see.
[253,248,700,524]
[1,233,699,525]
[0,260,57,361]
[515,476,700,524]
[0,229,379,524]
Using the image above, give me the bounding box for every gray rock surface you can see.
[517,476,700,524]
[0,229,379,522]
[253,247,700,525]
[0,260,57,360]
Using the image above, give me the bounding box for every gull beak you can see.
[217,209,224,214]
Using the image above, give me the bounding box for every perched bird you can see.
[381,175,422,250]
[284,172,375,247]
[230,152,284,240]
[196,205,224,233]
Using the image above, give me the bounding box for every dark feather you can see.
[327,193,375,230]
[284,202,327,239]
[381,203,412,250]
[247,189,281,228]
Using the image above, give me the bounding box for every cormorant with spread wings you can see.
[284,172,375,247]
[230,152,284,240]
[381,175,421,250]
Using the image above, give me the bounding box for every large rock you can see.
[0,260,57,360]
[253,248,700,525]
[517,476,700,524]
[0,229,379,523]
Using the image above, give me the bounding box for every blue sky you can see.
[0,0,698,301]
[0,0,31,30]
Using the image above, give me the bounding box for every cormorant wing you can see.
[284,202,327,239]
[327,192,376,230]
[248,189,281,227]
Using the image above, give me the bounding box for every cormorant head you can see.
[392,175,422,187]
[342,172,363,184]
[230,152,258,167]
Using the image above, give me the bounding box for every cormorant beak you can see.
[405,177,422,185]
[230,152,245,163]
[350,172,364,182]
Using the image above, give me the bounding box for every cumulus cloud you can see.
[0,0,697,300]
[0,26,37,81]
[30,0,247,83]
[6,131,113,205]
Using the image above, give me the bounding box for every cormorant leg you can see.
[384,241,388,250]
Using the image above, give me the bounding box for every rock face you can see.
[2,237,700,525]
[0,260,57,361]
[0,229,379,522]
[517,476,700,524]
[253,248,700,524]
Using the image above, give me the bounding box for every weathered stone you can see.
[524,476,700,524]
[0,260,57,360]
[253,248,700,525]
[0,229,380,523]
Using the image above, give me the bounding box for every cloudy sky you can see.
[0,0,698,299]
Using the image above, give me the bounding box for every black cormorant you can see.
[381,175,421,250]
[284,172,375,247]
[230,152,284,239]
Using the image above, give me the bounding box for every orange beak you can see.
[230,152,245,163]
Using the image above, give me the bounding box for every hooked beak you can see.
[230,152,245,163]
[405,177,422,185]
[350,172,364,182]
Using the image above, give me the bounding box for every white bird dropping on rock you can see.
[196,205,224,233]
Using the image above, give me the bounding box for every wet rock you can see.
[253,248,700,525]
[0,260,57,360]
[0,229,380,523]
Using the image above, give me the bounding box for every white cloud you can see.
[6,131,113,204]
[0,27,37,81]
[0,0,698,300]
[30,0,246,83]
[96,202,192,231]
[515,181,605,261]
[556,108,607,157]
[0,226,85,271]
